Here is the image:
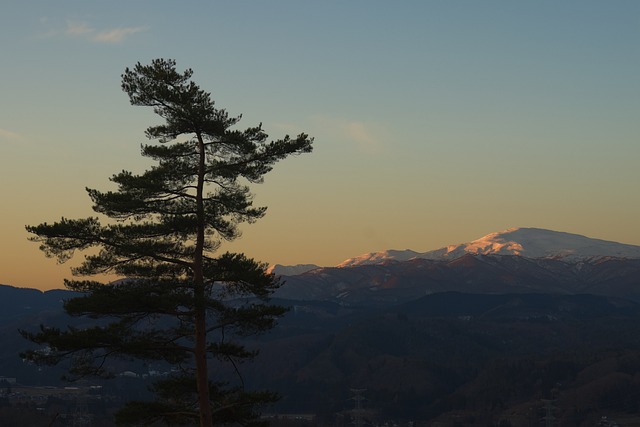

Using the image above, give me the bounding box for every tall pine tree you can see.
[22,59,313,426]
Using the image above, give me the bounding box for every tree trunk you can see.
[194,132,213,426]
[194,286,213,426]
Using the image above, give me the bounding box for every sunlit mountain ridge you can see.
[274,228,640,274]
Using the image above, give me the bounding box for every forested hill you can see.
[4,285,640,425]
[249,292,640,425]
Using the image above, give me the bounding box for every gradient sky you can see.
[1,1,639,291]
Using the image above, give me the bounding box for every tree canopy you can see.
[22,58,313,426]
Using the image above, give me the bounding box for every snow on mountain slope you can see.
[337,228,640,268]
[425,228,640,260]
[337,249,421,268]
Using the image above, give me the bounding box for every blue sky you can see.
[1,1,639,290]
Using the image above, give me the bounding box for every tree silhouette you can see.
[22,58,313,426]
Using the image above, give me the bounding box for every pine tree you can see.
[21,59,313,426]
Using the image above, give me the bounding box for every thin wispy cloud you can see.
[65,21,93,36]
[345,122,380,152]
[41,19,147,44]
[310,115,388,154]
[0,127,25,143]
[93,27,146,43]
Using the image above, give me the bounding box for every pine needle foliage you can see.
[21,59,313,426]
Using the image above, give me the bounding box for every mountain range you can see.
[338,227,640,266]
[271,228,640,304]
[269,227,640,275]
[4,227,640,425]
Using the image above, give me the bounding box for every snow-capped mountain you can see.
[337,228,640,267]
[270,227,640,304]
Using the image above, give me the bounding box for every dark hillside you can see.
[245,292,640,425]
[4,285,640,425]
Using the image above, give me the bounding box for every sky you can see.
[1,1,639,291]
